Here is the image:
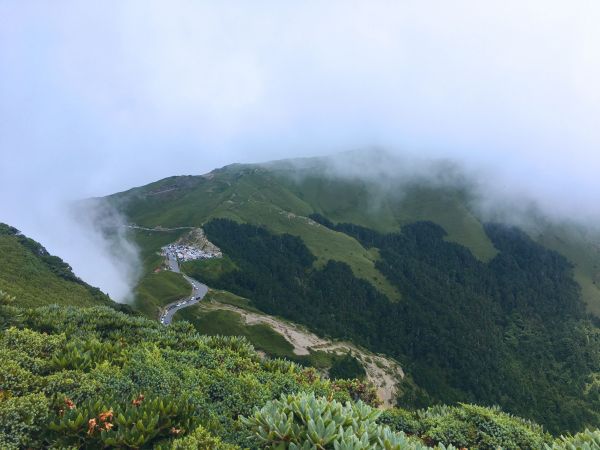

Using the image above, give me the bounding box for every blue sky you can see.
[1,1,599,298]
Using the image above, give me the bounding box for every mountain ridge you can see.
[95,153,600,432]
[103,153,600,315]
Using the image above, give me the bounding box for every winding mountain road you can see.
[159,250,208,325]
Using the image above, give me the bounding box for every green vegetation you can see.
[134,270,191,318]
[193,218,600,433]
[379,403,551,449]
[546,429,600,449]
[181,256,238,285]
[105,167,401,300]
[203,289,262,312]
[131,228,187,274]
[175,293,371,376]
[1,265,599,448]
[3,212,600,448]
[105,157,600,314]
[242,392,597,449]
[275,172,498,262]
[242,393,447,449]
[535,222,600,317]
[0,301,376,449]
[175,306,295,359]
[0,223,111,308]
[129,228,191,317]
[98,156,600,437]
[329,353,366,380]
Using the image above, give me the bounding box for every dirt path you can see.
[202,301,404,407]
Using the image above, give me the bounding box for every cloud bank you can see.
[1,1,599,297]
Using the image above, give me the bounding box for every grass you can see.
[107,156,600,314]
[129,228,193,317]
[203,289,261,313]
[0,235,111,309]
[303,350,337,369]
[131,228,188,274]
[277,174,498,262]
[134,270,191,318]
[178,289,366,373]
[109,168,401,301]
[390,185,498,262]
[175,306,295,358]
[534,222,600,317]
[180,257,237,285]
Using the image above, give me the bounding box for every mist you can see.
[1,1,600,299]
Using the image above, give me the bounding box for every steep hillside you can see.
[106,166,401,302]
[101,154,600,432]
[175,288,405,407]
[105,154,600,315]
[182,218,600,433]
[128,227,191,317]
[0,223,112,308]
[5,300,597,449]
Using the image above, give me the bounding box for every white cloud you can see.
[1,1,599,296]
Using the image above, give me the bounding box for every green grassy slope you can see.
[105,154,600,315]
[535,222,600,317]
[129,228,191,317]
[108,167,401,300]
[272,171,498,262]
[176,305,296,358]
[0,223,112,308]
[134,270,191,318]
[175,289,393,381]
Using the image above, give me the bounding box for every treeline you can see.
[197,218,600,433]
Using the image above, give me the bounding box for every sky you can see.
[1,1,599,300]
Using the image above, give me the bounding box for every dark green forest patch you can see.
[191,218,600,433]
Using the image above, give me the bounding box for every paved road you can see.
[159,250,209,325]
[126,224,194,232]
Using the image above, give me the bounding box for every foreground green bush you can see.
[0,304,357,448]
[545,429,600,449]
[47,394,199,448]
[241,392,455,449]
[1,303,599,449]
[380,403,550,449]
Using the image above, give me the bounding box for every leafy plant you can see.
[545,429,600,450]
[241,392,455,449]
[47,394,199,448]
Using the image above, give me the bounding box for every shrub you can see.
[329,354,366,380]
[47,393,200,448]
[331,378,380,407]
[378,408,421,435]
[382,403,551,449]
[169,425,240,449]
[545,429,600,449]
[241,392,456,449]
[0,392,49,449]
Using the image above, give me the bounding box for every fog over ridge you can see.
[1,1,599,299]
